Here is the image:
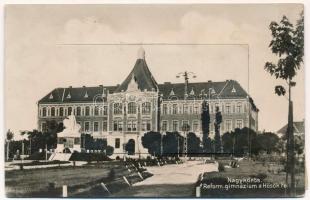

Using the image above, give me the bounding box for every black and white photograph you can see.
[3,2,306,198]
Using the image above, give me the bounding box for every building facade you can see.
[38,48,259,155]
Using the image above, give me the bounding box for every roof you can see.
[277,121,305,134]
[38,85,117,104]
[114,58,158,92]
[158,80,247,99]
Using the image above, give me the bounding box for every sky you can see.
[4,4,304,140]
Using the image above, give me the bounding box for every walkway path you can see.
[113,160,218,197]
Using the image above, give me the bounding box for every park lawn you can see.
[201,159,305,198]
[5,161,127,197]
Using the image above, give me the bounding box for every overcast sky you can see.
[5,4,304,139]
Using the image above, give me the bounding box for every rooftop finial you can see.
[137,46,145,60]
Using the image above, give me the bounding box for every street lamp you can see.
[176,71,196,157]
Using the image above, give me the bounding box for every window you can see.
[236,119,243,129]
[102,121,107,131]
[76,107,81,116]
[94,106,99,116]
[162,121,168,131]
[128,102,136,114]
[93,121,99,132]
[51,107,55,117]
[85,106,90,116]
[127,121,132,131]
[189,105,193,114]
[115,138,120,149]
[118,121,123,131]
[103,106,108,115]
[68,107,72,115]
[225,103,231,114]
[126,121,136,132]
[41,122,47,132]
[163,104,168,115]
[193,105,199,114]
[142,120,151,131]
[236,103,242,113]
[172,104,178,114]
[193,121,199,132]
[113,103,122,115]
[182,120,190,131]
[59,107,64,116]
[42,107,47,117]
[114,120,123,131]
[147,121,151,131]
[84,122,90,132]
[183,104,188,114]
[142,102,151,115]
[215,103,219,112]
[225,120,232,132]
[113,121,118,131]
[172,120,179,132]
[132,121,137,131]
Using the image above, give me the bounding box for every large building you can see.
[38,48,259,155]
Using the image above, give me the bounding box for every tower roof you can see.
[115,49,158,92]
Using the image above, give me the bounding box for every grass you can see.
[5,161,128,197]
[5,160,155,198]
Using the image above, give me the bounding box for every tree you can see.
[201,100,211,152]
[162,132,184,157]
[214,106,222,153]
[21,120,64,154]
[187,132,201,155]
[255,132,280,154]
[6,129,14,161]
[125,139,135,155]
[264,12,303,194]
[222,128,258,156]
[141,131,161,156]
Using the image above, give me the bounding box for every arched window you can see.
[142,102,151,114]
[42,107,47,117]
[94,106,99,116]
[128,102,136,114]
[59,107,64,116]
[113,103,122,115]
[76,107,81,116]
[85,106,90,116]
[68,107,72,115]
[51,107,55,117]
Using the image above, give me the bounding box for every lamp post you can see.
[176,71,196,157]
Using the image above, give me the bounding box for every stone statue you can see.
[58,114,81,137]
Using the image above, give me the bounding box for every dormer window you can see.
[84,91,88,98]
[49,93,53,99]
[189,88,195,96]
[231,86,236,93]
[210,88,216,95]
[66,92,71,99]
[170,88,175,96]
